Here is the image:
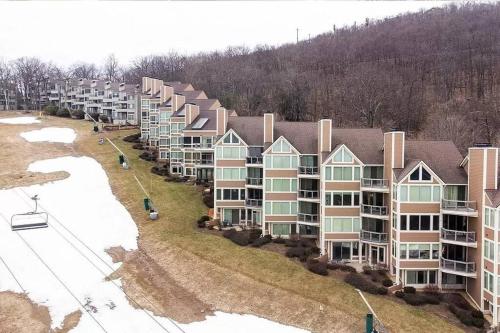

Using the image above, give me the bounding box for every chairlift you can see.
[11,195,48,231]
[143,197,158,220]
[118,154,129,170]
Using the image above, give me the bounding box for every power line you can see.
[14,188,183,333]
[0,254,25,293]
[0,212,109,333]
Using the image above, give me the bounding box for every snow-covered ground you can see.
[0,129,308,332]
[0,116,41,124]
[21,127,76,143]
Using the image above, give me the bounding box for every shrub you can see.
[251,235,272,248]
[151,166,169,176]
[377,287,388,295]
[202,193,214,208]
[443,293,472,310]
[326,262,341,270]
[123,133,141,143]
[471,317,484,328]
[43,105,58,115]
[402,294,427,306]
[56,108,70,117]
[307,261,328,276]
[422,294,440,305]
[403,286,416,294]
[471,309,484,319]
[362,266,372,275]
[285,239,298,247]
[70,109,85,119]
[382,279,393,287]
[339,265,357,273]
[222,229,236,239]
[99,114,109,123]
[310,246,320,254]
[273,237,286,244]
[248,229,262,243]
[344,273,380,295]
[286,246,306,259]
[229,232,249,246]
[132,143,144,150]
[394,290,404,298]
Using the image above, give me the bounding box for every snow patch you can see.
[0,156,308,333]
[0,116,41,124]
[21,127,76,143]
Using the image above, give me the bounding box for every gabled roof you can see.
[332,128,383,164]
[189,98,220,110]
[227,116,263,146]
[180,90,206,100]
[396,140,467,184]
[486,190,500,208]
[274,122,318,154]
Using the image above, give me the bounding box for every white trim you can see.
[322,144,364,166]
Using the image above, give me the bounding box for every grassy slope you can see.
[72,121,462,333]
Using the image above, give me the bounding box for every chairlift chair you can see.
[11,195,48,231]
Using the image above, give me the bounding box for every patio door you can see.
[370,246,385,265]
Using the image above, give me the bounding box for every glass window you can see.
[272,224,290,236]
[401,215,407,230]
[400,244,407,259]
[421,168,431,181]
[400,185,408,201]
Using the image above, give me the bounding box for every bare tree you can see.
[103,54,120,81]
[69,62,99,79]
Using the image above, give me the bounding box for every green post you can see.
[366,313,373,333]
[143,198,150,211]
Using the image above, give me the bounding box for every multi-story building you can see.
[113,83,140,125]
[0,87,17,110]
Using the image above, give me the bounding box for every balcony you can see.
[297,213,319,224]
[195,159,214,166]
[298,166,319,177]
[246,199,262,207]
[440,258,476,278]
[246,177,263,187]
[440,228,477,247]
[360,230,388,243]
[441,199,478,217]
[246,156,263,165]
[298,189,319,201]
[361,204,388,219]
[360,178,389,193]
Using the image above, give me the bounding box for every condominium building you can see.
[0,87,17,110]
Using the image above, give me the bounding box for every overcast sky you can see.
[0,1,451,67]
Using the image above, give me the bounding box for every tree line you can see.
[1,2,498,152]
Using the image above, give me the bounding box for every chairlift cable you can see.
[14,188,182,333]
[0,254,26,293]
[0,212,109,333]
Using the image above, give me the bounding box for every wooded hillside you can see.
[125,3,500,153]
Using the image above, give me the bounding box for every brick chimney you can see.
[172,94,186,113]
[185,103,200,126]
[318,119,332,155]
[160,85,173,104]
[264,113,274,144]
[384,130,405,172]
[216,107,227,136]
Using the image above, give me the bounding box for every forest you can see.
[1,2,499,152]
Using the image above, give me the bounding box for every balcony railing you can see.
[360,230,388,243]
[246,156,263,164]
[361,178,388,189]
[246,199,262,207]
[440,228,476,244]
[297,213,319,223]
[182,143,213,149]
[298,166,319,175]
[361,204,388,216]
[298,190,319,199]
[442,199,477,212]
[196,159,213,165]
[441,258,476,274]
[246,177,263,186]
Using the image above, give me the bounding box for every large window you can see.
[272,224,291,236]
[265,178,297,192]
[271,139,291,153]
[215,147,247,160]
[409,166,432,181]
[325,191,360,206]
[485,271,494,293]
[400,243,439,260]
[484,239,495,261]
[324,217,360,232]
[215,168,247,181]
[406,270,437,285]
[265,201,297,215]
[325,166,361,181]
[485,207,496,229]
[400,215,439,231]
[399,185,441,202]
[216,188,245,201]
[332,147,353,163]
[264,155,298,169]
[222,132,240,144]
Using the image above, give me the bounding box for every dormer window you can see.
[333,147,353,163]
[223,132,239,144]
[410,165,432,181]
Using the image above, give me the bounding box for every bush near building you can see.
[43,105,59,116]
[70,109,85,119]
[56,108,70,117]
